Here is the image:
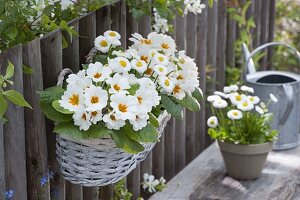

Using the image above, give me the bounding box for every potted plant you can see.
[39,30,202,186]
[207,85,278,179]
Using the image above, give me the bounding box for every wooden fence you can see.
[0,0,275,199]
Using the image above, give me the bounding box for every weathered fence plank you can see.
[79,12,97,64]
[267,0,276,69]
[226,8,236,68]
[99,185,113,200]
[0,121,4,200]
[111,1,121,32]
[174,16,186,173]
[126,7,138,45]
[0,45,27,200]
[83,187,98,200]
[152,132,165,178]
[63,19,80,72]
[120,1,127,47]
[195,0,208,154]
[127,166,141,199]
[164,118,176,180]
[96,5,111,35]
[260,0,270,70]
[41,30,65,200]
[216,0,227,91]
[66,182,83,200]
[185,13,197,164]
[253,0,262,48]
[23,39,50,200]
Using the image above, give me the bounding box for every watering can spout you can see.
[242,43,256,75]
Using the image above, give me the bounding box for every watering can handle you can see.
[242,42,300,80]
[279,84,294,125]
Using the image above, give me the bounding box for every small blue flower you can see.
[40,176,48,186]
[5,190,14,199]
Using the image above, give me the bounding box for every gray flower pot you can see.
[217,140,273,180]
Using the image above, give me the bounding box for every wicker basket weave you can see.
[55,69,171,186]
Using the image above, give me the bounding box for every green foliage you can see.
[192,87,203,101]
[148,112,159,128]
[161,94,183,119]
[0,61,32,122]
[111,131,145,154]
[176,94,200,112]
[113,179,133,200]
[124,123,158,143]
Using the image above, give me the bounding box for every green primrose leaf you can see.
[4,61,14,80]
[2,90,32,109]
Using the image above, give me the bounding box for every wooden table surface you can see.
[149,142,300,200]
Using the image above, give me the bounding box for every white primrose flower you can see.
[129,112,149,131]
[142,173,160,193]
[153,64,168,76]
[59,87,84,112]
[72,107,91,131]
[153,53,169,66]
[237,100,254,111]
[207,95,221,102]
[241,85,254,93]
[207,116,218,128]
[103,111,126,130]
[149,49,158,58]
[229,92,247,106]
[172,84,186,100]
[87,62,112,82]
[94,35,111,53]
[106,73,130,94]
[123,73,138,85]
[138,77,157,90]
[227,109,243,120]
[255,106,264,115]
[153,33,176,55]
[214,91,228,98]
[159,76,174,93]
[110,92,139,120]
[109,57,131,73]
[213,99,228,109]
[247,95,260,104]
[90,110,103,124]
[135,88,160,112]
[131,59,148,73]
[84,86,108,111]
[270,93,278,103]
[223,84,238,93]
[66,70,92,90]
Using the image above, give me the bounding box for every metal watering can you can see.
[242,42,300,150]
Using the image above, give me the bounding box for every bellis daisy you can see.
[207,116,218,128]
[227,109,243,120]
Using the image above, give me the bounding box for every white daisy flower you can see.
[227,109,243,120]
[213,99,228,109]
[255,106,264,115]
[73,107,91,131]
[229,92,247,106]
[207,95,221,102]
[223,84,238,93]
[247,95,260,104]
[87,62,112,82]
[214,91,227,98]
[129,112,149,131]
[103,111,126,130]
[89,110,103,124]
[110,92,139,120]
[153,53,169,66]
[131,59,147,73]
[237,100,254,111]
[109,57,131,73]
[270,93,278,103]
[84,86,108,111]
[154,64,168,76]
[207,116,218,128]
[106,73,130,94]
[241,85,254,93]
[172,84,186,100]
[159,76,174,93]
[94,35,111,53]
[104,30,121,40]
[59,87,84,112]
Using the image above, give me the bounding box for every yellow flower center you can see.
[249,96,254,101]
[118,103,128,112]
[110,114,116,121]
[158,67,164,72]
[136,61,143,68]
[242,102,249,107]
[179,59,185,64]
[69,94,79,106]
[109,32,116,37]
[141,39,152,45]
[158,56,164,62]
[233,111,239,116]
[113,84,121,91]
[141,55,149,63]
[164,79,170,87]
[161,43,170,49]
[210,121,215,125]
[173,85,181,94]
[91,111,97,116]
[137,96,143,104]
[90,96,99,104]
[119,60,127,68]
[235,95,242,101]
[94,72,102,79]
[100,40,108,47]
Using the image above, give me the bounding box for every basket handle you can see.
[242,42,300,80]
[57,68,73,86]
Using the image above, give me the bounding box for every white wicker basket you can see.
[56,111,170,186]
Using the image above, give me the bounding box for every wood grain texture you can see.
[0,45,27,200]
[120,0,127,47]
[0,122,4,200]
[66,182,83,200]
[216,0,227,91]
[63,19,80,72]
[127,165,141,199]
[185,13,197,164]
[23,39,50,200]
[126,6,138,46]
[164,118,176,181]
[152,132,165,178]
[253,0,262,48]
[260,0,270,70]
[226,9,236,68]
[150,144,300,200]
[41,30,65,200]
[195,0,208,154]
[99,185,113,200]
[96,5,111,35]
[83,187,99,200]
[111,1,121,32]
[79,11,97,64]
[267,0,276,70]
